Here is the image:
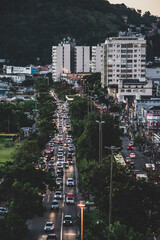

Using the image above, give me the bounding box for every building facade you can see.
[52,39,91,82]
[101,32,146,88]
[91,45,101,73]
[6,66,35,75]
[74,46,90,73]
[118,78,152,102]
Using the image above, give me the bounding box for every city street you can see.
[26,100,79,240]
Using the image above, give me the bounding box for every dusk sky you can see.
[109,0,160,16]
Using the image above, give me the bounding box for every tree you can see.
[13,139,41,164]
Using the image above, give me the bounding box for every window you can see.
[134,60,137,63]
[134,65,137,67]
[127,50,133,53]
[127,60,132,63]
[121,90,124,92]
[121,50,126,53]
[108,44,113,47]
[134,55,137,57]
[126,89,131,92]
[108,55,112,58]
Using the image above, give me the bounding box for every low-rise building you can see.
[118,78,152,102]
[141,106,160,130]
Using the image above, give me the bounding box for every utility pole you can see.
[87,87,90,118]
[104,146,121,227]
[96,119,105,165]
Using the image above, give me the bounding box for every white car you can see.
[51,200,59,210]
[57,152,63,158]
[44,222,54,232]
[66,197,74,204]
[66,178,74,186]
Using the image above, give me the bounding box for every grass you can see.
[0,141,21,164]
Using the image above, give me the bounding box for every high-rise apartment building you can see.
[52,39,74,82]
[91,45,101,73]
[101,32,146,88]
[52,39,91,81]
[74,46,90,73]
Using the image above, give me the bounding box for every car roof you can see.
[46,222,53,224]
[64,214,71,217]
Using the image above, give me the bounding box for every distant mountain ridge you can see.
[0,0,158,65]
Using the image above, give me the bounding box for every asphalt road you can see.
[121,136,151,172]
[26,102,79,240]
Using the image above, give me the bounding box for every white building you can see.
[118,78,152,102]
[0,74,25,83]
[6,66,35,75]
[101,32,146,88]
[52,42,72,82]
[91,45,101,73]
[74,46,90,73]
[52,39,91,82]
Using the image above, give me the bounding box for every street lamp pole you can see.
[96,120,105,165]
[105,146,121,226]
[78,201,86,240]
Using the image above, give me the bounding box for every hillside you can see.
[0,0,158,65]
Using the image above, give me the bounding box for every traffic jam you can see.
[41,92,78,240]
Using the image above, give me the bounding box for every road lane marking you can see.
[47,194,50,203]
[64,233,76,236]
[60,212,64,240]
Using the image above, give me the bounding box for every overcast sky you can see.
[109,0,160,16]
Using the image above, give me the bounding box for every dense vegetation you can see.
[0,0,159,65]
[0,79,57,239]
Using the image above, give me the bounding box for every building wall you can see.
[136,99,160,116]
[118,79,152,102]
[83,46,90,73]
[91,45,101,73]
[101,35,146,88]
[6,66,32,75]
[146,67,160,80]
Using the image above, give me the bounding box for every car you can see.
[48,161,55,169]
[0,207,8,215]
[46,234,57,240]
[125,157,131,163]
[44,222,54,232]
[54,191,63,199]
[51,200,59,210]
[58,146,63,152]
[56,177,62,185]
[67,158,73,165]
[66,178,74,186]
[56,170,63,177]
[66,193,74,204]
[57,152,63,158]
[127,145,133,150]
[67,152,72,159]
[129,161,135,169]
[130,152,135,159]
[63,215,73,226]
[63,162,69,168]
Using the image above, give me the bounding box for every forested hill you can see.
[0,0,158,65]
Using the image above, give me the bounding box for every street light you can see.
[105,146,121,226]
[77,201,86,240]
[96,120,105,165]
[97,219,107,227]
